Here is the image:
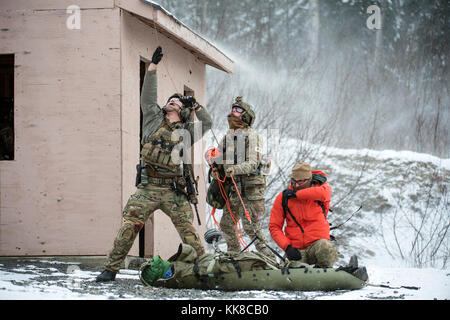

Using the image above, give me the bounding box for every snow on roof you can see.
[140,0,183,26]
[121,0,234,73]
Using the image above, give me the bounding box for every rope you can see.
[210,207,221,230]
[230,174,251,223]
[151,10,179,93]
[206,147,248,249]
[210,157,247,249]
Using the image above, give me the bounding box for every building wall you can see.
[0,3,123,255]
[0,0,209,259]
[120,10,207,259]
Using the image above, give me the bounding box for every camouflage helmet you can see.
[232,96,255,127]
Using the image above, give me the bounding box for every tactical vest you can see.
[221,133,269,176]
[141,121,183,175]
[206,132,268,207]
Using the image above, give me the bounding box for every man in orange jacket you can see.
[269,162,339,267]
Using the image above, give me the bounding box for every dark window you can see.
[0,54,14,161]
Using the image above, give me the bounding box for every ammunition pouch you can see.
[148,176,176,186]
[141,138,181,173]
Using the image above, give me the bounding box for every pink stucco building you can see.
[0,0,233,260]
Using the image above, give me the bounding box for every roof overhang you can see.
[115,0,234,73]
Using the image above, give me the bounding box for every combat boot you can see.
[336,255,359,274]
[96,269,116,282]
[352,266,369,282]
[348,255,358,269]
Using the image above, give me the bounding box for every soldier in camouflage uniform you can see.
[217,97,276,260]
[96,47,211,282]
[139,243,279,287]
[139,243,368,289]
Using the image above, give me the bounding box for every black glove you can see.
[283,189,297,199]
[180,96,197,109]
[285,245,302,261]
[151,46,163,65]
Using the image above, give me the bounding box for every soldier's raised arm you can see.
[140,46,164,144]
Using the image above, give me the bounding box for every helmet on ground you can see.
[204,229,222,244]
[140,255,172,286]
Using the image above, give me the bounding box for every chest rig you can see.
[141,120,184,175]
[222,133,248,166]
[222,131,268,176]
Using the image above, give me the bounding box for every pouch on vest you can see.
[141,141,180,173]
[140,122,183,174]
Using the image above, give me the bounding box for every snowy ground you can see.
[0,257,448,300]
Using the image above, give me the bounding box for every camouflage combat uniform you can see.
[218,128,276,260]
[140,243,279,286]
[104,69,211,272]
[297,239,338,268]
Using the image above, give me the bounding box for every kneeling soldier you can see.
[269,162,339,268]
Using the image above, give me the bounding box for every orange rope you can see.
[206,147,248,249]
[229,174,251,223]
[211,208,221,231]
[213,160,248,249]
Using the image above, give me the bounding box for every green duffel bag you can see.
[206,176,232,209]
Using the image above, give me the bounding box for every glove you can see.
[180,96,197,109]
[285,245,302,261]
[283,189,297,199]
[151,46,163,65]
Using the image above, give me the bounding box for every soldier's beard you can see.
[228,114,248,130]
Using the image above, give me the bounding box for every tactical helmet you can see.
[232,96,255,127]
[204,229,222,244]
[140,255,172,286]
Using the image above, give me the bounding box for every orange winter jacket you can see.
[269,170,332,250]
